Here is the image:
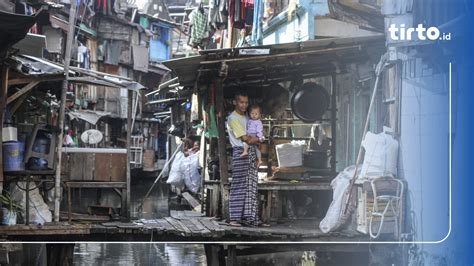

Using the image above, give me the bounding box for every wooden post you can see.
[204,244,225,266]
[0,66,9,191]
[226,16,234,48]
[46,244,75,266]
[200,129,207,213]
[54,0,77,222]
[215,79,229,221]
[125,90,133,220]
[330,74,337,174]
[226,245,237,266]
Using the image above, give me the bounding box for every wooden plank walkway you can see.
[0,212,367,242]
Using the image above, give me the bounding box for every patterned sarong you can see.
[229,146,259,226]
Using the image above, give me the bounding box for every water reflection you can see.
[73,243,207,266]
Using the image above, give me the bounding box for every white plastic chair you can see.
[369,176,404,239]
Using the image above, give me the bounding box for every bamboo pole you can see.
[54,0,77,222]
[341,53,388,217]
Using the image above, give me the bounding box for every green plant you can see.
[0,191,22,212]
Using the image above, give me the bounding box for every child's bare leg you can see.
[241,143,249,157]
[256,148,262,166]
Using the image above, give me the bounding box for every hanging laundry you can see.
[191,92,200,122]
[229,0,256,29]
[229,0,243,29]
[77,42,91,69]
[190,7,209,47]
[205,86,218,138]
[249,0,264,45]
[96,0,107,14]
[209,0,228,30]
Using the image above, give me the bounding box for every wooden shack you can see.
[1,54,145,224]
[156,35,402,232]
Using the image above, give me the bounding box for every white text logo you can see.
[388,24,451,41]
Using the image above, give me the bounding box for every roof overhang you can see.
[0,10,44,58]
[163,35,385,88]
[6,55,146,92]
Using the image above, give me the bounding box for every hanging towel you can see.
[190,9,208,45]
[249,0,264,45]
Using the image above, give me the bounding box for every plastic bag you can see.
[319,166,355,233]
[181,153,202,194]
[359,131,399,179]
[166,152,185,187]
[10,182,52,225]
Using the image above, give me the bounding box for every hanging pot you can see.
[291,82,330,122]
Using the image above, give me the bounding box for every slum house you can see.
[0,0,178,232]
[156,0,455,247]
[0,0,456,251]
[13,0,177,173]
[154,34,414,241]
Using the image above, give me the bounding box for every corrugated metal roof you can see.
[8,54,147,91]
[9,54,73,76]
[163,35,385,88]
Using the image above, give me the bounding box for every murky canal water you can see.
[73,243,207,265]
[73,177,209,265]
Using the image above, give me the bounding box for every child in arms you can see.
[241,104,265,165]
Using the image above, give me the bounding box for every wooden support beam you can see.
[6,81,40,105]
[201,45,360,65]
[69,66,133,81]
[330,74,338,173]
[54,0,77,223]
[8,76,64,86]
[46,244,75,266]
[126,90,133,220]
[215,78,229,221]
[9,92,30,115]
[204,244,225,266]
[0,66,9,189]
[182,192,202,212]
[227,245,237,266]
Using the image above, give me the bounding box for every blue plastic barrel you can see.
[2,141,25,171]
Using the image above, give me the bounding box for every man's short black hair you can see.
[234,90,248,100]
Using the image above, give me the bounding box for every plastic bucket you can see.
[2,141,25,172]
[1,208,17,225]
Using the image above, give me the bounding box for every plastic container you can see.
[303,150,329,169]
[2,127,17,142]
[32,133,50,154]
[1,208,17,225]
[275,143,303,167]
[2,141,25,172]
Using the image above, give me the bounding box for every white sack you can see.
[10,182,52,225]
[359,131,399,179]
[181,153,202,194]
[319,166,355,233]
[166,152,185,187]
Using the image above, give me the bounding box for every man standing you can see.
[226,91,267,227]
